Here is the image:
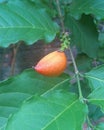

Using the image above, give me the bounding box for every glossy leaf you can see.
[88,87,104,114]
[98,47,104,62]
[6,91,88,130]
[0,0,6,3]
[88,104,104,121]
[65,15,99,58]
[0,0,59,47]
[96,123,104,130]
[0,69,69,129]
[85,65,104,90]
[98,32,104,47]
[70,0,104,20]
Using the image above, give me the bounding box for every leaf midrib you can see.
[89,99,104,101]
[85,75,104,83]
[42,99,78,130]
[0,26,51,31]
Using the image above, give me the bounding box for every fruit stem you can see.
[69,47,83,101]
[56,0,65,33]
[56,0,83,101]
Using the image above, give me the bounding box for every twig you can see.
[56,0,65,32]
[10,42,21,76]
[0,48,6,69]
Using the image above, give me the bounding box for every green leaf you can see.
[98,32,104,46]
[0,0,59,47]
[70,0,104,20]
[96,123,104,130]
[85,65,104,90]
[88,87,104,113]
[0,0,7,3]
[68,53,92,73]
[6,91,88,130]
[88,104,104,121]
[0,69,69,129]
[65,14,99,58]
[88,87,104,123]
[98,47,104,62]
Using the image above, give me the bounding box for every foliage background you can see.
[0,0,104,130]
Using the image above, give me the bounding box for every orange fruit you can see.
[34,51,67,76]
